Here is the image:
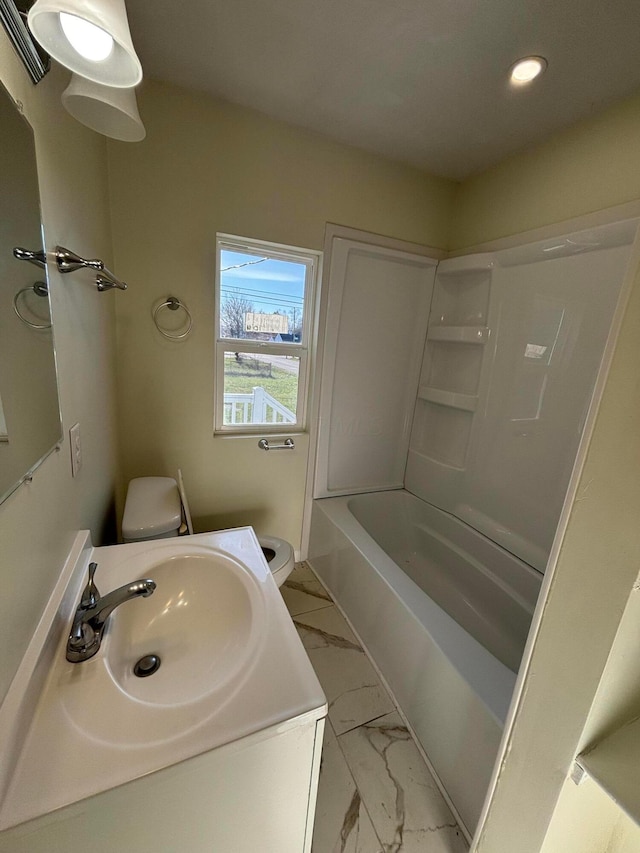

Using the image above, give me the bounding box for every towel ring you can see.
[13,282,51,329]
[153,296,193,340]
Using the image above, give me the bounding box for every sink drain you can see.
[133,654,161,678]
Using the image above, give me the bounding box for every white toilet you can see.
[121,473,295,587]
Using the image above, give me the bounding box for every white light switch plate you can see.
[69,422,82,477]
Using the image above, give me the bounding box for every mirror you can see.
[0,1,50,84]
[0,81,62,504]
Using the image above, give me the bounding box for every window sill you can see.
[213,429,307,440]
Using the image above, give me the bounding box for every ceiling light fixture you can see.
[27,0,142,87]
[59,12,113,62]
[61,73,146,141]
[510,56,547,85]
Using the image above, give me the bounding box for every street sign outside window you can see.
[244,312,289,334]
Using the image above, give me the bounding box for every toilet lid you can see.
[122,477,182,538]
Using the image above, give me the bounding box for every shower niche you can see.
[407,222,637,571]
[407,254,493,499]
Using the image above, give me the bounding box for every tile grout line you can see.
[288,601,334,618]
[333,708,398,738]
[281,563,334,618]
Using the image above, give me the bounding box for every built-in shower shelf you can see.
[418,387,478,412]
[409,448,466,472]
[427,326,490,344]
[436,253,495,275]
[576,716,640,826]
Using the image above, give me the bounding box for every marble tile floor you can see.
[281,563,469,853]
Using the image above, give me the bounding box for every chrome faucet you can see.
[66,561,156,663]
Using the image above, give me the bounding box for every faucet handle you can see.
[80,561,100,609]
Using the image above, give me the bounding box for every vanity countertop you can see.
[0,528,326,831]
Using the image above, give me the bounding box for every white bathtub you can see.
[307,489,542,836]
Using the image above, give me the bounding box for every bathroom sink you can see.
[106,554,258,706]
[56,537,267,748]
[0,528,327,832]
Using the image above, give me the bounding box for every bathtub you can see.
[307,489,542,836]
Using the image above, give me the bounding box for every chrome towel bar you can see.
[258,438,295,451]
[95,271,128,292]
[56,246,103,273]
[14,245,128,291]
[56,246,128,291]
[13,246,46,269]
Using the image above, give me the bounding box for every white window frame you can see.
[214,233,320,435]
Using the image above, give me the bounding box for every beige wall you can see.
[0,43,120,703]
[540,776,640,853]
[451,91,640,250]
[538,572,640,851]
[106,80,455,549]
[539,580,640,853]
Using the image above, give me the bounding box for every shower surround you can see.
[309,220,640,836]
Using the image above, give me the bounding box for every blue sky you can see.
[220,250,305,315]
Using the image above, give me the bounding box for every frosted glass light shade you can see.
[28,0,142,87]
[62,74,145,141]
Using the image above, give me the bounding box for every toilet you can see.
[121,473,295,587]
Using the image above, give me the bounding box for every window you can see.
[214,234,320,434]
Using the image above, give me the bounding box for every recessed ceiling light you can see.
[510,56,547,85]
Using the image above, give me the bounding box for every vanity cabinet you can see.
[0,715,324,853]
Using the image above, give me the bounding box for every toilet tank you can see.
[122,477,182,543]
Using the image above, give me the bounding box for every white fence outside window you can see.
[224,386,296,425]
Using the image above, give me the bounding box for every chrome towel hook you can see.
[153,296,193,340]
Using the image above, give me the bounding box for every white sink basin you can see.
[55,540,266,747]
[106,553,259,706]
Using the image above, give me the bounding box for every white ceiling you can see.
[128,0,640,181]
